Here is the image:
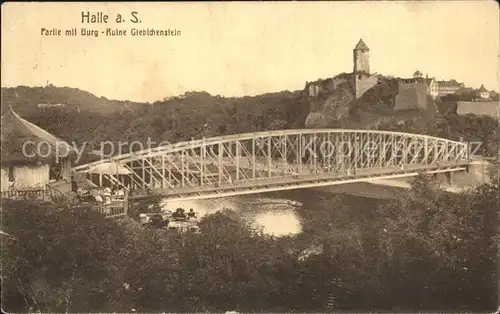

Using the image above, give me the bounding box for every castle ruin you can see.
[352,39,378,99]
[304,39,438,114]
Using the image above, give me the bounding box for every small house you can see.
[476,84,490,100]
[1,107,75,193]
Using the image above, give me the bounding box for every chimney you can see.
[426,73,428,79]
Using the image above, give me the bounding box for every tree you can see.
[1,200,130,312]
[372,176,498,311]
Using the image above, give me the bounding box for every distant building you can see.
[476,84,490,100]
[436,80,465,97]
[37,103,66,108]
[424,77,439,99]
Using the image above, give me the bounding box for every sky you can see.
[2,1,499,102]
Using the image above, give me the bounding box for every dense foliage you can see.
[2,176,498,312]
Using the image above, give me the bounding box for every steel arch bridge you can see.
[72,129,471,201]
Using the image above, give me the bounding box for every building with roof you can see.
[424,77,439,99]
[1,107,75,192]
[476,84,490,100]
[436,79,465,97]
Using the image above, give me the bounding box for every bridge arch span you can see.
[73,129,470,200]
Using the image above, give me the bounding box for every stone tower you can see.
[353,39,377,99]
[353,38,370,74]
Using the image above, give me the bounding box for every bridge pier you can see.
[445,172,453,185]
[430,172,454,185]
[467,159,490,184]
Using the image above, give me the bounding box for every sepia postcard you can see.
[1,1,499,313]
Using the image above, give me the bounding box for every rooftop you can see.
[478,84,488,92]
[1,106,74,165]
[437,80,464,88]
[354,38,369,51]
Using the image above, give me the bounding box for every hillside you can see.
[1,85,307,150]
[305,83,355,128]
[1,85,146,116]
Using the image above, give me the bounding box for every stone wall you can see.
[456,101,499,119]
[354,75,378,99]
[393,82,435,112]
[307,84,320,97]
[306,75,352,98]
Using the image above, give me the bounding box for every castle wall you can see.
[320,79,335,93]
[456,101,499,119]
[393,82,430,112]
[306,76,352,98]
[354,75,378,99]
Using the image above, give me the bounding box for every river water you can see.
[158,196,303,236]
[155,182,399,237]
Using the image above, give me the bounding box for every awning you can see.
[86,162,132,175]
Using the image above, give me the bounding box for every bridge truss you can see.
[73,129,470,201]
